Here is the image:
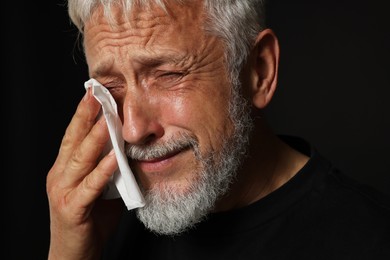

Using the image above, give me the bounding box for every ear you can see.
[249,29,280,109]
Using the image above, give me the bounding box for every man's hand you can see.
[46,89,124,260]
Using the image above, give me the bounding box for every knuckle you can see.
[83,174,102,194]
[69,148,93,173]
[71,147,84,165]
[61,128,75,147]
[46,170,60,195]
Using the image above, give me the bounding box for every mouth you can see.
[137,149,181,163]
[126,134,198,175]
[130,146,192,174]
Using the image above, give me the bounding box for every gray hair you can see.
[67,0,266,82]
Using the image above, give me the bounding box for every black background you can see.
[2,0,389,259]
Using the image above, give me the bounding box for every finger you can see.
[67,150,119,210]
[60,115,111,187]
[53,89,102,170]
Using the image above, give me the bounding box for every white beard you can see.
[129,81,253,236]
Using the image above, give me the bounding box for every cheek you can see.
[159,88,234,147]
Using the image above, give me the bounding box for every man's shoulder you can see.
[315,167,390,224]
[281,135,390,244]
[280,134,390,218]
[300,168,390,258]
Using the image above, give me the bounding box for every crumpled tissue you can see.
[84,78,145,210]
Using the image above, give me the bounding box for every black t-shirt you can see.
[103,136,390,259]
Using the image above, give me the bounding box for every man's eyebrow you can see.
[90,60,114,78]
[90,52,191,78]
[135,52,189,67]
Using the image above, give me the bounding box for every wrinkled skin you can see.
[46,89,124,259]
[46,1,306,259]
[47,2,233,259]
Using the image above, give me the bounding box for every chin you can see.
[144,175,198,199]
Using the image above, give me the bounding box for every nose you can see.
[121,90,164,145]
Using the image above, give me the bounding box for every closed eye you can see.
[100,80,125,97]
[155,71,187,83]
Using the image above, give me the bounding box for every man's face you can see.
[84,2,252,234]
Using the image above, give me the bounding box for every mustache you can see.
[125,133,198,161]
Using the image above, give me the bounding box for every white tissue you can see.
[84,78,145,210]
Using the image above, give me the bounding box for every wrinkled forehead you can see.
[85,1,205,33]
